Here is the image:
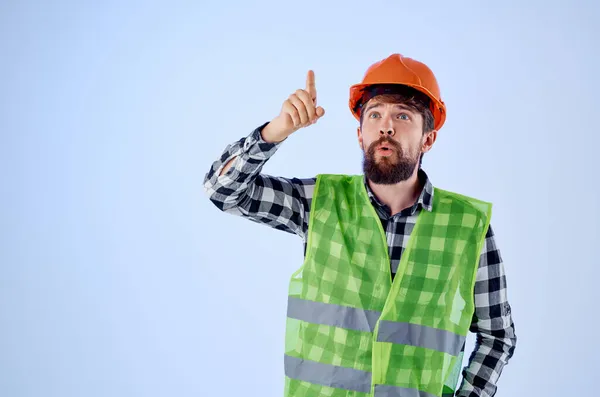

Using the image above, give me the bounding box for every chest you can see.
[303,214,418,279]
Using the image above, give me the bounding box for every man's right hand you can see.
[261,70,326,143]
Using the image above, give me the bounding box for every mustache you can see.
[368,136,402,153]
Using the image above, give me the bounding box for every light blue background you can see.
[1,1,598,396]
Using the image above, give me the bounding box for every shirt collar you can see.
[363,168,434,217]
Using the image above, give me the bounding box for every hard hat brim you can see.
[349,82,446,131]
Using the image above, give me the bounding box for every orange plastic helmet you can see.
[349,53,446,131]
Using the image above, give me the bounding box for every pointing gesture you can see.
[304,70,325,119]
[261,70,326,143]
[306,70,317,103]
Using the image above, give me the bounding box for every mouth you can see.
[375,144,395,155]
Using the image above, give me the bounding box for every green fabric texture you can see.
[284,174,492,397]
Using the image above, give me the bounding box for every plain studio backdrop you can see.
[1,1,598,396]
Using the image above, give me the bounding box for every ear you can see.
[421,129,438,154]
[357,126,363,149]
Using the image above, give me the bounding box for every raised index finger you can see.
[306,70,316,102]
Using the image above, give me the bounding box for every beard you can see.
[362,136,421,184]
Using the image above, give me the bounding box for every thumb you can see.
[316,106,325,118]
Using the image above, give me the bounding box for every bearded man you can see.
[204,53,517,397]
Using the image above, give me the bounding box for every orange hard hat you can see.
[349,53,447,131]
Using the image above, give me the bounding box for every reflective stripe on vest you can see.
[288,296,465,356]
[287,295,380,333]
[285,355,452,397]
[283,174,491,397]
[284,354,372,393]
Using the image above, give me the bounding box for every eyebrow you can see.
[363,102,415,115]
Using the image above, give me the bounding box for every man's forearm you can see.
[203,123,314,238]
[218,156,238,177]
[204,122,280,211]
[456,321,517,396]
[456,226,517,396]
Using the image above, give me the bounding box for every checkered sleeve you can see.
[455,224,517,397]
[203,123,315,239]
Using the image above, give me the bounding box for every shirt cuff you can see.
[244,121,284,160]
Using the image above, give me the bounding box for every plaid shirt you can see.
[204,124,517,397]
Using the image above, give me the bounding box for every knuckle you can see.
[297,89,310,100]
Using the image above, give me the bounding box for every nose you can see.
[379,127,395,137]
[379,114,395,137]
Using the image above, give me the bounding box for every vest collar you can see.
[363,168,434,217]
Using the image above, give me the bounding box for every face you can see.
[357,97,436,184]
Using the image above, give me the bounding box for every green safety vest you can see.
[283,174,492,397]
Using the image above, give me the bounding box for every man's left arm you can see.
[456,225,517,397]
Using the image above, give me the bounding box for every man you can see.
[204,53,516,397]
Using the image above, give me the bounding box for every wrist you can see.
[260,121,288,144]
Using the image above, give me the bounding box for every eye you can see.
[397,113,410,120]
[369,112,380,119]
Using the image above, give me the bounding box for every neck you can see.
[367,168,423,216]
